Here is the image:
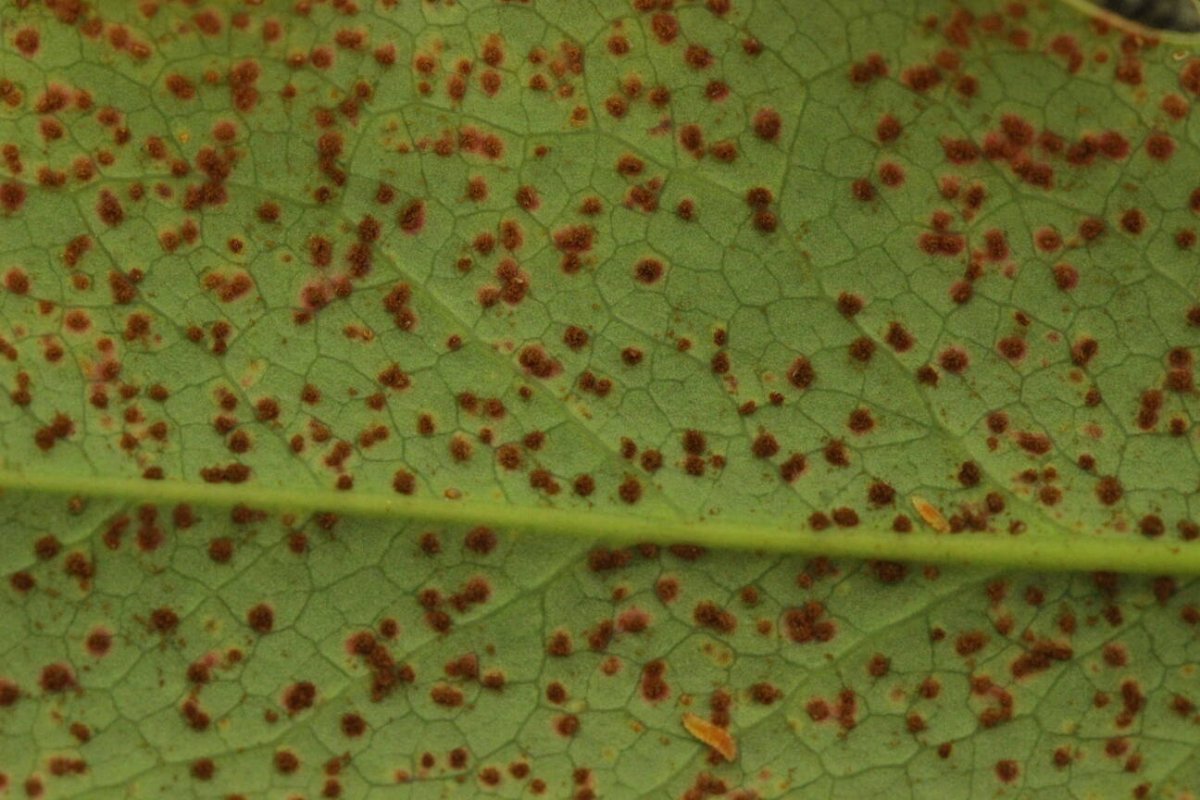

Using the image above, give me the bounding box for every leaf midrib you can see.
[0,469,1195,574]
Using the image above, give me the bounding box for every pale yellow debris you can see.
[911,496,950,533]
[681,712,737,762]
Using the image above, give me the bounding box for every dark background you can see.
[1100,0,1200,30]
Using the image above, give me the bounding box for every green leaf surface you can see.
[1,0,1199,797]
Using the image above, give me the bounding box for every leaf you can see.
[1,0,1199,797]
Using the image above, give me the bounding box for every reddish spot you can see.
[851,179,875,202]
[1034,228,1061,252]
[943,138,979,164]
[693,601,737,634]
[555,714,580,737]
[865,479,896,506]
[150,607,179,633]
[684,44,714,70]
[876,114,902,143]
[849,337,875,363]
[85,628,112,657]
[878,162,905,187]
[14,28,40,56]
[902,64,942,92]
[398,200,425,234]
[850,53,889,84]
[753,108,781,142]
[633,257,664,284]
[465,526,497,555]
[919,231,965,257]
[643,662,672,705]
[283,681,317,713]
[939,347,969,374]
[430,684,464,707]
[784,601,836,644]
[247,603,274,634]
[1095,475,1123,506]
[651,13,679,44]
[847,408,875,433]
[4,268,29,294]
[96,190,124,227]
[1179,58,1200,95]
[996,337,1026,362]
[884,323,914,352]
[1145,133,1174,161]
[39,663,75,694]
[1120,209,1146,235]
[1053,263,1078,291]
[1156,93,1185,119]
[0,182,25,213]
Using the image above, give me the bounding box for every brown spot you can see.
[783,601,835,644]
[851,178,876,202]
[878,162,906,187]
[555,714,580,737]
[958,461,982,487]
[956,631,988,657]
[753,108,782,141]
[283,681,317,713]
[85,628,112,657]
[693,601,736,634]
[885,323,914,352]
[823,439,849,467]
[837,292,864,318]
[849,337,875,363]
[1016,432,1052,456]
[150,607,179,633]
[868,481,895,506]
[431,684,464,707]
[939,347,969,374]
[1071,337,1098,367]
[96,190,124,227]
[247,603,274,634]
[40,663,76,693]
[902,64,942,92]
[1145,133,1174,161]
[1120,208,1146,235]
[847,407,875,433]
[867,653,890,677]
[0,182,26,214]
[1095,475,1123,506]
[996,337,1025,362]
[751,432,779,459]
[876,114,902,143]
[651,12,679,44]
[870,560,907,583]
[779,453,807,482]
[634,258,664,285]
[398,200,425,234]
[14,28,40,56]
[465,526,497,555]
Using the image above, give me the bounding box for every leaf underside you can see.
[1,0,1200,797]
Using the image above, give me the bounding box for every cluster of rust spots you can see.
[805,689,859,732]
[417,575,492,635]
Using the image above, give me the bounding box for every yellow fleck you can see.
[911,496,949,533]
[681,712,736,762]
